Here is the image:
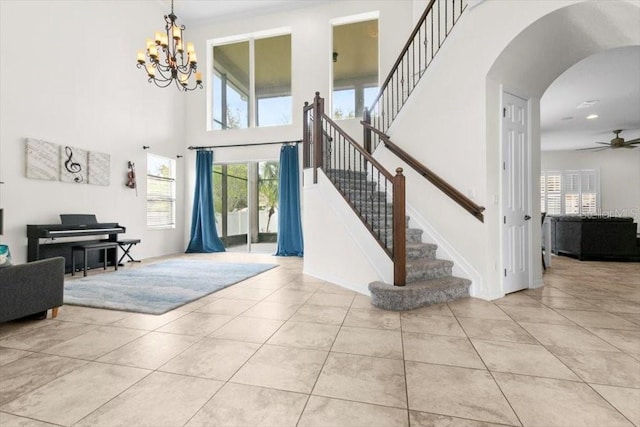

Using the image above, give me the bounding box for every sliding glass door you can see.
[258,161,279,242]
[213,161,279,250]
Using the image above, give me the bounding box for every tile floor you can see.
[0,253,638,426]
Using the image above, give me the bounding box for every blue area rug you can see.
[64,259,277,315]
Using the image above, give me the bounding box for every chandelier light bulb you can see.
[136,0,202,92]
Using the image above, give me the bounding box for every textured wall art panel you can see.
[60,145,88,184]
[25,138,60,181]
[87,151,111,186]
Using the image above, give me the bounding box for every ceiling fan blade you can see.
[623,145,637,149]
[592,147,612,152]
[577,146,608,151]
[595,142,610,145]
[624,138,640,144]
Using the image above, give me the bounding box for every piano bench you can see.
[71,242,118,277]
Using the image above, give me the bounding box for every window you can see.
[213,41,249,130]
[255,35,292,127]
[212,32,291,130]
[541,169,599,216]
[332,18,379,119]
[147,154,176,228]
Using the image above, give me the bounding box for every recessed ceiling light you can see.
[577,100,600,109]
[561,116,573,120]
[586,114,599,120]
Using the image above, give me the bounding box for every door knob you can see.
[524,215,531,221]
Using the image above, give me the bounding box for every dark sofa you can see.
[551,216,640,261]
[0,257,65,322]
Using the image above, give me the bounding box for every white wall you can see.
[0,1,186,263]
[541,149,640,222]
[303,170,393,294]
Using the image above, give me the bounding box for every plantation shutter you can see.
[580,170,598,215]
[545,172,562,215]
[564,171,580,215]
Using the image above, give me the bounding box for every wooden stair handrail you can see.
[369,0,438,110]
[362,122,485,222]
[322,113,395,182]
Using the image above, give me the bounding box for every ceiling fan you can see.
[578,130,640,151]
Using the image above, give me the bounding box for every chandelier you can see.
[136,0,202,91]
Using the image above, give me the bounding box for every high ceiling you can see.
[159,1,640,152]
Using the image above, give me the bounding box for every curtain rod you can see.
[188,139,302,150]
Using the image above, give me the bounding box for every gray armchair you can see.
[0,257,65,322]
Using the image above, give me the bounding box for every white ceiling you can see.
[157,0,332,25]
[541,46,640,151]
[157,1,640,152]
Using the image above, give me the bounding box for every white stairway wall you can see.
[303,169,393,294]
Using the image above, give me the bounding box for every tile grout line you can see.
[294,287,356,427]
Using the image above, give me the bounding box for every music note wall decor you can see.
[25,138,110,186]
[60,145,86,183]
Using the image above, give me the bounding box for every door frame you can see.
[500,87,534,295]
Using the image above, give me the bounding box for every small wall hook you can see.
[142,146,150,150]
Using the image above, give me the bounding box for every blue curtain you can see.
[186,150,225,253]
[275,144,304,256]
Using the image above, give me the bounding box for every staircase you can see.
[329,169,471,311]
[302,1,478,310]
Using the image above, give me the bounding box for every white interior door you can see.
[502,91,530,294]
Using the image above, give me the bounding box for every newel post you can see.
[303,101,310,170]
[393,167,406,287]
[313,92,324,184]
[363,108,372,154]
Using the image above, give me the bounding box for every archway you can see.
[486,0,640,294]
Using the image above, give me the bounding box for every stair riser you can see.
[326,171,368,180]
[374,229,422,244]
[407,264,452,282]
[358,215,411,230]
[407,246,437,261]
[360,215,401,227]
[353,203,394,212]
[333,180,377,189]
[369,280,471,311]
[345,193,388,203]
[407,230,423,244]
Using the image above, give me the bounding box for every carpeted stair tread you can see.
[369,276,471,311]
